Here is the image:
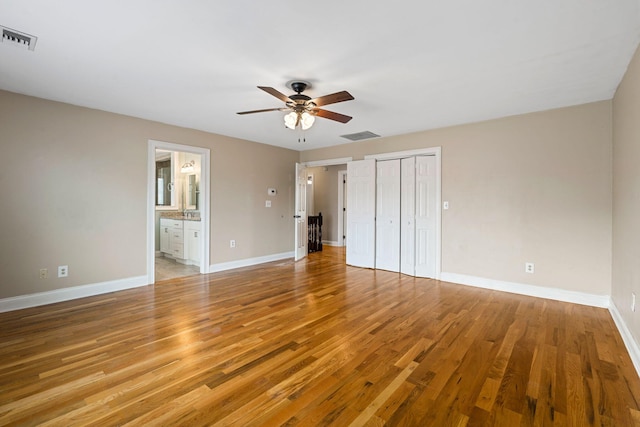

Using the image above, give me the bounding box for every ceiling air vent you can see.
[340,131,381,142]
[1,26,37,51]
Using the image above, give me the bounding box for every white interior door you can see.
[338,170,347,247]
[343,177,347,246]
[346,159,376,268]
[400,157,416,276]
[294,162,307,261]
[375,159,400,272]
[415,156,437,278]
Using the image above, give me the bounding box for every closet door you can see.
[375,159,400,272]
[415,156,437,278]
[400,157,415,276]
[346,159,376,268]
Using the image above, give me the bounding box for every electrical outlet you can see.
[265,200,271,208]
[230,240,236,248]
[633,293,636,312]
[525,262,534,274]
[39,268,48,279]
[58,265,68,278]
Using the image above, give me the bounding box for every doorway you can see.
[147,140,211,284]
[294,158,353,262]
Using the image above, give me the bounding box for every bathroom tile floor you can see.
[155,256,199,282]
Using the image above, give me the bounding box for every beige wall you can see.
[302,101,613,296]
[0,90,298,299]
[613,44,640,343]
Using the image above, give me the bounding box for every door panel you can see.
[400,157,416,276]
[294,163,307,261]
[415,156,436,278]
[375,159,400,272]
[346,159,376,268]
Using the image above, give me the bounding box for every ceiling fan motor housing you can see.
[290,81,308,94]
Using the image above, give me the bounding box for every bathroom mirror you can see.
[186,174,198,210]
[155,150,176,208]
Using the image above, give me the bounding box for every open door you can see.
[346,159,376,268]
[294,162,307,261]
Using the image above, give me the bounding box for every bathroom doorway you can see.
[147,140,210,284]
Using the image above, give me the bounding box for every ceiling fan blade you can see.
[236,107,287,115]
[258,86,293,103]
[311,91,354,107]
[313,108,352,123]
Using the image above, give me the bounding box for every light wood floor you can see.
[1,247,639,426]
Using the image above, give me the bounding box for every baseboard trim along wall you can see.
[0,275,149,313]
[609,302,640,377]
[322,241,341,247]
[210,251,294,273]
[440,272,610,308]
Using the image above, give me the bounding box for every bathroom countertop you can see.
[160,213,201,221]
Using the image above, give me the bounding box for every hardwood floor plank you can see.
[0,247,639,426]
[348,361,418,426]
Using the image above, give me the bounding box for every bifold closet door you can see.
[400,157,416,276]
[346,159,376,269]
[375,159,400,272]
[415,156,437,278]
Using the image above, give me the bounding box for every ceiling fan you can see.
[237,81,354,130]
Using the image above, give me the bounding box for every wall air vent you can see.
[340,131,381,142]
[1,26,37,51]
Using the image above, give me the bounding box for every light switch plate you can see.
[265,200,271,207]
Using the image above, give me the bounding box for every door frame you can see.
[365,147,441,279]
[147,139,211,284]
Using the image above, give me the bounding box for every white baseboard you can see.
[322,240,341,247]
[440,272,610,308]
[210,251,294,273]
[609,301,640,378]
[0,275,149,313]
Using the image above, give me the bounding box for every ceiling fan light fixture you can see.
[241,83,354,133]
[284,111,298,129]
[300,112,315,130]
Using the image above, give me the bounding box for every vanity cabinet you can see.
[160,222,170,253]
[160,218,184,259]
[160,217,200,265]
[185,220,201,266]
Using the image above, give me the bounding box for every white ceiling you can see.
[1,1,639,151]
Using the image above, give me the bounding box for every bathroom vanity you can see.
[160,217,200,266]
